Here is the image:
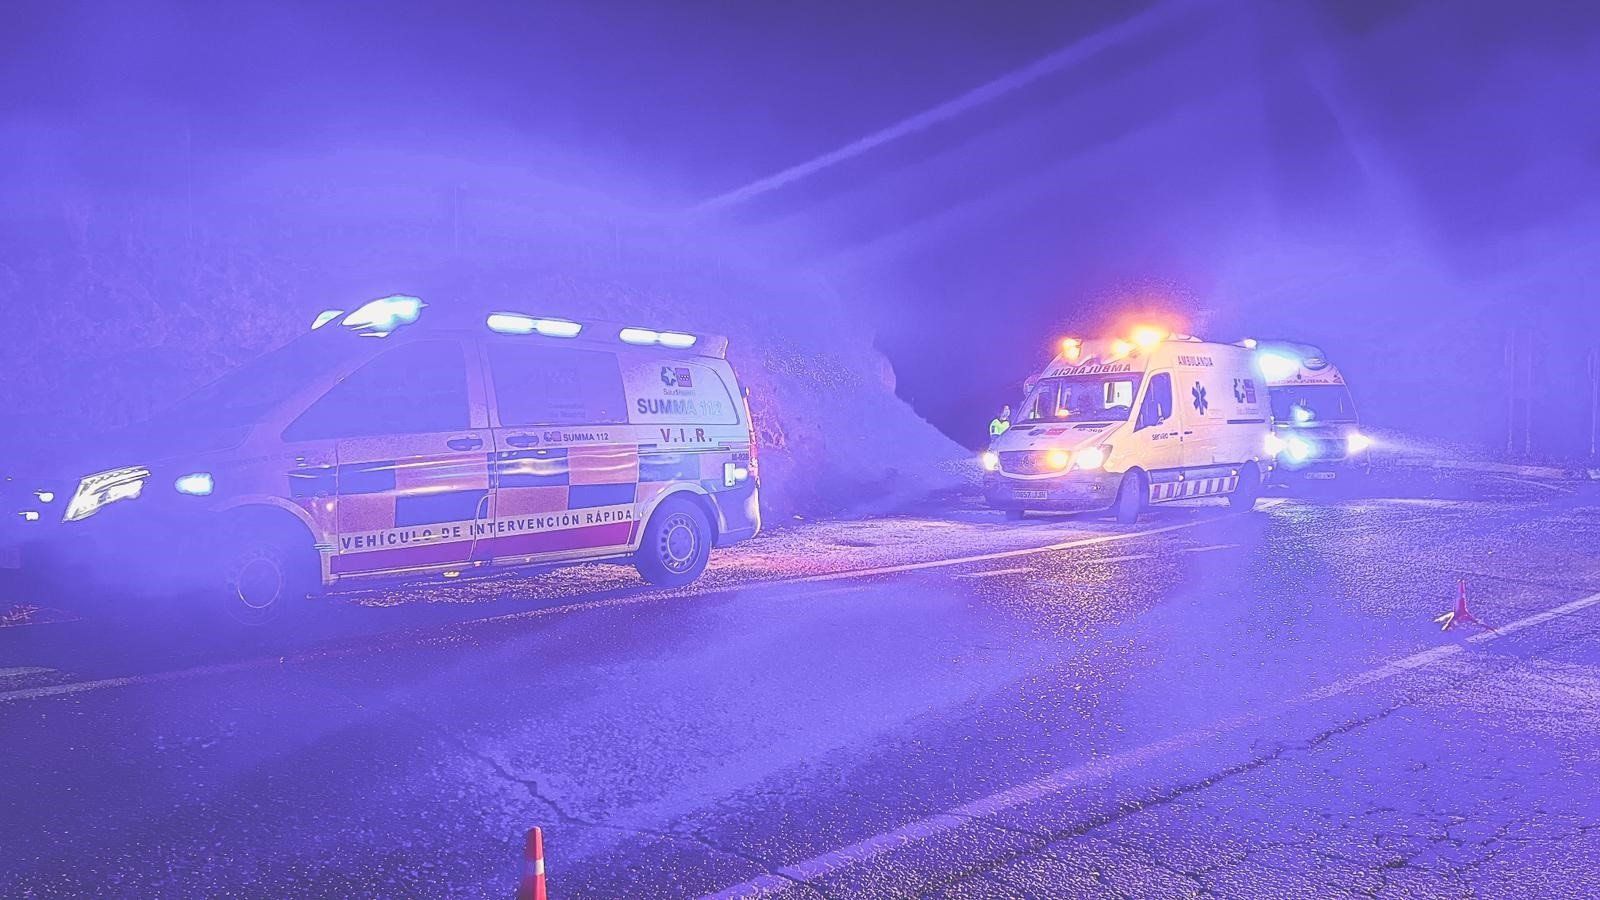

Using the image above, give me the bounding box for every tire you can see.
[212,520,318,627]
[634,497,713,588]
[1005,508,1027,521]
[1114,471,1146,525]
[1229,466,1262,511]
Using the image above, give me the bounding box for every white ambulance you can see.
[983,328,1272,523]
[1250,340,1372,480]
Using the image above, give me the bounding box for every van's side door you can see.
[1133,371,1185,500]
[283,339,492,577]
[478,341,637,563]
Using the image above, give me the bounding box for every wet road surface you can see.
[4,474,1600,898]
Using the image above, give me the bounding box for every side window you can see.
[285,340,470,440]
[1137,372,1173,430]
[489,345,626,427]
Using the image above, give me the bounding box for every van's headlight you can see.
[1046,448,1072,470]
[980,451,1000,472]
[63,466,149,522]
[1346,432,1373,454]
[1075,446,1108,470]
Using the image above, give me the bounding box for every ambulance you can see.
[0,295,760,625]
[983,328,1272,523]
[1250,340,1371,481]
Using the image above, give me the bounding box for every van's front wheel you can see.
[212,521,318,627]
[635,497,713,587]
[1114,471,1146,525]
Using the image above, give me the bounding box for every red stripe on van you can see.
[475,521,634,559]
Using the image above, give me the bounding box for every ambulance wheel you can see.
[636,497,712,588]
[1114,471,1146,525]
[1229,467,1262,511]
[213,517,318,627]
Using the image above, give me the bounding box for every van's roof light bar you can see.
[486,313,726,358]
[487,313,583,338]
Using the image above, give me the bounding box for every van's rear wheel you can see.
[213,521,317,627]
[635,497,712,587]
[1114,471,1146,525]
[1229,466,1262,511]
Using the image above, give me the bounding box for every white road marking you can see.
[700,588,1600,898]
[1181,543,1239,553]
[0,667,54,680]
[0,510,1258,706]
[955,568,1034,579]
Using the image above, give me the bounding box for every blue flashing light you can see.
[343,295,424,333]
[174,472,214,496]
[1285,436,1313,462]
[1257,352,1300,382]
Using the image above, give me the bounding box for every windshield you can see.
[1270,384,1358,424]
[1017,374,1143,424]
[144,334,363,432]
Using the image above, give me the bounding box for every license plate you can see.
[1306,471,1337,480]
[1014,490,1049,500]
[0,546,20,570]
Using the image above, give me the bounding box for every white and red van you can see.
[0,296,760,624]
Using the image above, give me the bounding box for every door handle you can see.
[504,434,539,449]
[447,436,484,451]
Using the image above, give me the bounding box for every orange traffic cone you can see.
[1435,580,1493,632]
[517,827,547,900]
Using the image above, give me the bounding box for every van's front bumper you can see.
[984,471,1121,511]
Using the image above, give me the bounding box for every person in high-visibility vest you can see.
[988,405,1012,443]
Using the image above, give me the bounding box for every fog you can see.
[4,0,1599,496]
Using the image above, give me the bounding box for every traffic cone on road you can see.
[517,827,547,900]
[1435,580,1493,632]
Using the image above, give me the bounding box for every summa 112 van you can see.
[983,328,1273,523]
[0,296,760,625]
[1249,339,1372,481]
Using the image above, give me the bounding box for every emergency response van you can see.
[1250,339,1372,481]
[983,329,1272,523]
[0,295,760,625]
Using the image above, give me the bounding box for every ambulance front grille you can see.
[998,451,1051,475]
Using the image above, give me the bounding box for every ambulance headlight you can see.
[1264,433,1288,456]
[1285,437,1313,462]
[980,451,1000,472]
[1074,446,1107,470]
[1347,432,1373,454]
[64,466,150,522]
[1046,448,1071,470]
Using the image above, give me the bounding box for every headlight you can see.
[1346,432,1373,454]
[980,451,1000,472]
[1265,433,1288,456]
[1075,446,1107,470]
[1046,448,1071,470]
[63,466,149,522]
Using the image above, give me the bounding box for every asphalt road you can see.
[4,472,1600,899]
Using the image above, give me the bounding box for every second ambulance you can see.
[984,328,1272,523]
[1252,339,1372,481]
